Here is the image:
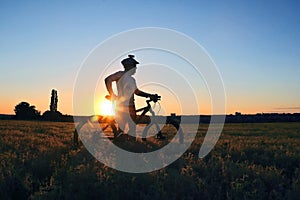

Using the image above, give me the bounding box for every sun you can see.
[98,99,115,116]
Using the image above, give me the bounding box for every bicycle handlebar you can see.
[149,94,161,103]
[105,94,161,103]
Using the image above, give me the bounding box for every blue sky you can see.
[1,0,300,115]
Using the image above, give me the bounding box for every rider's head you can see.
[121,55,139,71]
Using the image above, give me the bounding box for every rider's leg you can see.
[115,108,125,136]
[128,105,137,139]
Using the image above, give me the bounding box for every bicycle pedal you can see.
[116,132,123,137]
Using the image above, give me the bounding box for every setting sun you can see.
[98,99,115,116]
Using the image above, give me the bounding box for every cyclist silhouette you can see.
[105,55,160,140]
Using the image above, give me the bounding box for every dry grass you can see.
[0,120,300,199]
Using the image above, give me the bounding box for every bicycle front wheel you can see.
[141,120,183,144]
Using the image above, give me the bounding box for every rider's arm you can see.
[135,89,160,102]
[132,77,152,98]
[135,89,151,98]
[105,71,123,96]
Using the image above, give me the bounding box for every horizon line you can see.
[1,112,300,117]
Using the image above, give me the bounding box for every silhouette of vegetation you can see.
[50,89,58,112]
[42,89,63,121]
[42,110,63,121]
[14,102,40,120]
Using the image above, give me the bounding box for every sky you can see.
[1,0,300,115]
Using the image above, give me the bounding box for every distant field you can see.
[0,120,299,199]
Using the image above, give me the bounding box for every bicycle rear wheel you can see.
[73,116,118,146]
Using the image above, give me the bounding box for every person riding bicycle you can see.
[105,55,163,140]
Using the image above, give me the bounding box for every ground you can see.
[0,120,299,199]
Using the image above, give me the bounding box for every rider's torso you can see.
[116,71,137,106]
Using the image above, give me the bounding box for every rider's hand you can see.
[149,94,161,102]
[105,94,118,101]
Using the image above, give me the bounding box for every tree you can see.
[50,89,58,112]
[42,89,62,121]
[14,102,41,120]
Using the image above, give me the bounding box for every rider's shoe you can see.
[156,132,166,140]
[127,135,136,142]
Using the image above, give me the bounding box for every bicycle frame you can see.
[135,99,157,124]
[73,97,183,146]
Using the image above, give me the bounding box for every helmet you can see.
[121,55,139,70]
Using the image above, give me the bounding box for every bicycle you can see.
[73,95,183,147]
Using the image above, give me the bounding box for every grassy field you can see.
[0,120,299,199]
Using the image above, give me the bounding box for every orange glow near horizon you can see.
[1,96,300,116]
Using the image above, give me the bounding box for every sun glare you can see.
[99,99,115,116]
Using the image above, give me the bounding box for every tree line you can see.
[13,89,71,121]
